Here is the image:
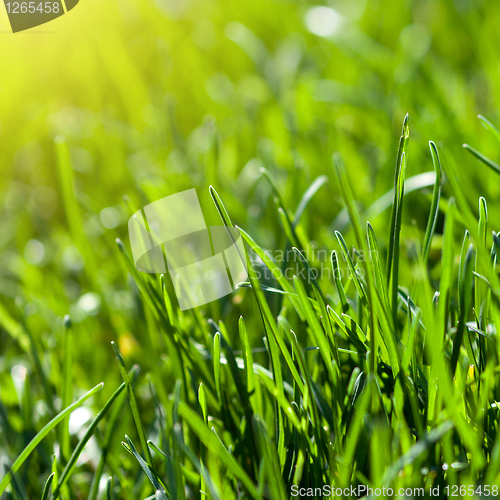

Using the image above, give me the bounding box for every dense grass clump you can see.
[3,114,500,498]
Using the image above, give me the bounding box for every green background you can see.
[2,0,500,497]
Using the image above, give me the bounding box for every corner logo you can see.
[128,189,248,311]
[3,0,79,33]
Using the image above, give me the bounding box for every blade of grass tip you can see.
[111,341,153,465]
[492,231,500,261]
[0,382,103,496]
[477,198,489,375]
[106,477,112,500]
[478,114,500,142]
[386,114,410,285]
[51,382,127,500]
[478,198,488,251]
[422,141,443,263]
[122,194,140,215]
[236,282,295,295]
[209,185,248,271]
[292,175,328,228]
[238,316,255,394]
[209,185,234,228]
[40,473,55,500]
[389,149,408,327]
[156,489,169,500]
[476,197,488,320]
[491,230,499,260]
[50,455,58,498]
[463,144,500,176]
[291,246,326,303]
[198,383,208,424]
[123,435,166,493]
[60,315,73,461]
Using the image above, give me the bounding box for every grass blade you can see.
[386,114,410,282]
[0,382,103,496]
[292,175,328,228]
[422,141,443,262]
[478,114,500,142]
[51,382,127,499]
[451,244,475,376]
[111,341,154,465]
[40,473,55,500]
[123,435,165,493]
[463,144,500,175]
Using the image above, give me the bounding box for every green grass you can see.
[3,0,500,498]
[3,114,500,497]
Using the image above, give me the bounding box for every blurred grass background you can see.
[2,0,500,496]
